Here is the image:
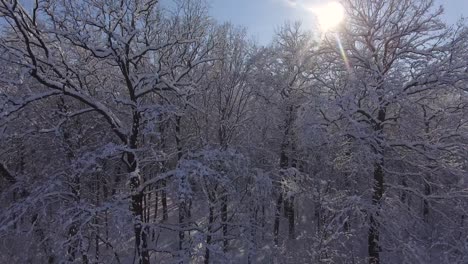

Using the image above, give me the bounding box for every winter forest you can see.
[0,0,467,263]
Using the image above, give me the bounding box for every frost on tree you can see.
[0,0,467,263]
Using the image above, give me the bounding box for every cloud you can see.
[284,0,298,7]
[279,0,330,10]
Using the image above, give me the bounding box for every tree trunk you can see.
[368,106,385,264]
[128,151,150,264]
[400,177,407,204]
[131,188,150,264]
[67,175,81,261]
[315,197,321,234]
[152,184,159,241]
[95,173,100,262]
[221,193,228,251]
[178,199,188,262]
[159,121,169,222]
[175,115,188,261]
[422,112,432,223]
[261,205,266,241]
[127,108,150,264]
[423,180,431,222]
[161,179,168,221]
[153,184,159,223]
[274,193,283,246]
[103,181,110,249]
[368,161,384,264]
[205,204,214,264]
[286,196,295,239]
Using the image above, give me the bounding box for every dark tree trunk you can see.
[400,177,407,204]
[131,186,150,264]
[368,106,385,264]
[422,111,432,223]
[276,103,297,243]
[103,181,110,249]
[205,204,214,264]
[159,118,169,222]
[128,153,149,264]
[161,179,168,221]
[274,193,283,246]
[423,180,431,222]
[146,190,151,223]
[153,183,159,223]
[152,183,159,241]
[178,199,188,261]
[286,196,295,239]
[127,109,150,264]
[261,205,266,241]
[221,194,228,251]
[248,207,258,264]
[175,115,187,261]
[0,163,16,184]
[67,175,81,261]
[95,174,100,262]
[368,162,384,264]
[67,220,78,261]
[460,215,465,240]
[315,201,321,234]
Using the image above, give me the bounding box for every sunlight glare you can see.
[313,2,345,32]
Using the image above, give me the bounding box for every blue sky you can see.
[207,0,468,44]
[15,0,468,44]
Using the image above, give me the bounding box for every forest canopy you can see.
[0,0,467,263]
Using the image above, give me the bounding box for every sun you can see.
[313,2,345,32]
